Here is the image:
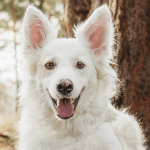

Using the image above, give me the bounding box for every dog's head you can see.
[22,5,116,120]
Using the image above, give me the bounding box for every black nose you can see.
[57,79,73,95]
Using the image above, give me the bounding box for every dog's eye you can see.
[77,62,84,69]
[45,62,54,69]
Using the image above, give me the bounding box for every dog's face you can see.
[22,5,114,120]
[38,39,97,120]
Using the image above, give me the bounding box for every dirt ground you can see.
[0,115,18,150]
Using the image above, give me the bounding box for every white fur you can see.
[17,5,146,150]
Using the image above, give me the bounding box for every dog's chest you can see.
[41,123,122,150]
[43,135,101,150]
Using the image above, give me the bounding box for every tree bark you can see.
[110,0,150,146]
[64,0,109,37]
[63,0,91,38]
[88,0,109,16]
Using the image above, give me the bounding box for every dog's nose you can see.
[57,79,73,95]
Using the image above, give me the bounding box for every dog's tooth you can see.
[72,99,75,104]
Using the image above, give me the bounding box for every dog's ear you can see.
[23,6,57,50]
[22,6,57,79]
[75,5,114,59]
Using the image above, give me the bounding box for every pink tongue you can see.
[57,98,74,118]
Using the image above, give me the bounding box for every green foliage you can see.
[0,0,63,31]
[0,0,26,21]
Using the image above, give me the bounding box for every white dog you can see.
[18,5,146,150]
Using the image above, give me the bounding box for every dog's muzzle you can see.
[53,96,80,119]
[46,87,84,120]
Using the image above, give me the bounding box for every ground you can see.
[0,115,17,150]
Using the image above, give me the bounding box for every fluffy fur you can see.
[17,5,146,150]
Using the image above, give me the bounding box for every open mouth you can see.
[46,88,84,120]
[51,95,80,120]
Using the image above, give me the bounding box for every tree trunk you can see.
[63,0,91,38]
[110,0,150,147]
[10,0,19,113]
[39,0,45,11]
[63,0,109,37]
[88,0,109,16]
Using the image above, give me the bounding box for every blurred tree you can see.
[63,0,109,37]
[0,0,64,112]
[0,0,28,112]
[63,0,91,37]
[110,0,150,147]
[39,0,45,11]
[0,81,14,114]
[88,0,109,16]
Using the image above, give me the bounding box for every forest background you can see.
[0,0,149,149]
